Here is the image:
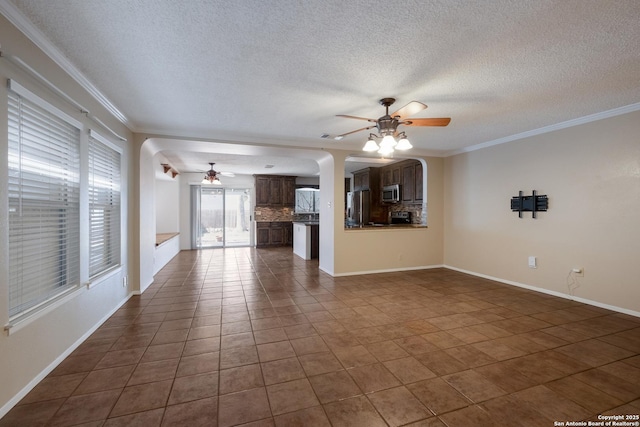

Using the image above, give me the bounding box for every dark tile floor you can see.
[2,247,640,426]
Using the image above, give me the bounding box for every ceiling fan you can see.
[325,98,451,155]
[201,162,235,185]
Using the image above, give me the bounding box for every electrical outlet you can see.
[528,256,537,269]
[122,276,128,287]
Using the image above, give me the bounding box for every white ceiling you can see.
[3,0,640,176]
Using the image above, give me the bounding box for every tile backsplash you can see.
[389,204,425,224]
[254,206,293,222]
[292,212,319,222]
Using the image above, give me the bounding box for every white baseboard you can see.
[444,265,640,318]
[318,265,334,277]
[0,291,137,419]
[332,264,445,277]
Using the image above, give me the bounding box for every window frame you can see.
[88,129,122,280]
[7,79,83,323]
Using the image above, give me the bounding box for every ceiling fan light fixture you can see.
[395,133,413,150]
[362,137,379,152]
[380,134,397,149]
[202,174,222,185]
[203,162,222,185]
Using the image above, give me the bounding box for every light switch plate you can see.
[528,256,537,268]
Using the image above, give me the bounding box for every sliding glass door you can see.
[223,188,251,246]
[192,186,251,248]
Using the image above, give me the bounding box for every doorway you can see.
[192,186,252,248]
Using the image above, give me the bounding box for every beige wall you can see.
[444,110,640,314]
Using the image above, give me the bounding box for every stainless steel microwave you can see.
[382,184,401,203]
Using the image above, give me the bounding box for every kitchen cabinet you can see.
[269,178,282,205]
[256,222,271,247]
[282,177,296,206]
[256,222,293,247]
[255,176,271,206]
[379,160,424,204]
[381,165,401,186]
[353,167,380,196]
[414,162,423,201]
[402,164,415,202]
[255,175,296,207]
[353,169,370,191]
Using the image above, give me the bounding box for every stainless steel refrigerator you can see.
[346,190,370,226]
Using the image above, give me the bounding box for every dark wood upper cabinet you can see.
[282,177,296,206]
[392,166,401,186]
[255,175,296,207]
[255,176,271,206]
[379,160,423,204]
[353,169,370,191]
[381,165,401,186]
[269,178,282,205]
[414,163,423,201]
[382,168,392,187]
[402,164,415,202]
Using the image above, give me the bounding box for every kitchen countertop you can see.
[344,223,427,230]
[293,221,320,225]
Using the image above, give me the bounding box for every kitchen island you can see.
[293,221,319,259]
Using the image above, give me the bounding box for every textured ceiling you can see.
[3,0,640,175]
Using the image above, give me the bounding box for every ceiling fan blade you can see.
[390,101,427,119]
[336,114,378,123]
[337,125,377,138]
[402,117,451,127]
[219,171,235,177]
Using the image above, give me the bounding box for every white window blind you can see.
[7,88,81,319]
[88,130,121,277]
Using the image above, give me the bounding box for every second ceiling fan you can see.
[202,162,235,185]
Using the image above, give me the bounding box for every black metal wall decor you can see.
[511,190,548,218]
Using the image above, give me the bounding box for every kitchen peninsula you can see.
[346,159,426,229]
[293,221,319,259]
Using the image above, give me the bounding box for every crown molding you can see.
[446,102,640,157]
[0,1,132,128]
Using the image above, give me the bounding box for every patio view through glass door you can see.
[196,187,251,248]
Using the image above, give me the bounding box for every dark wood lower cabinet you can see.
[256,224,271,247]
[256,222,293,248]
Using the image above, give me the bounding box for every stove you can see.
[390,211,412,224]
